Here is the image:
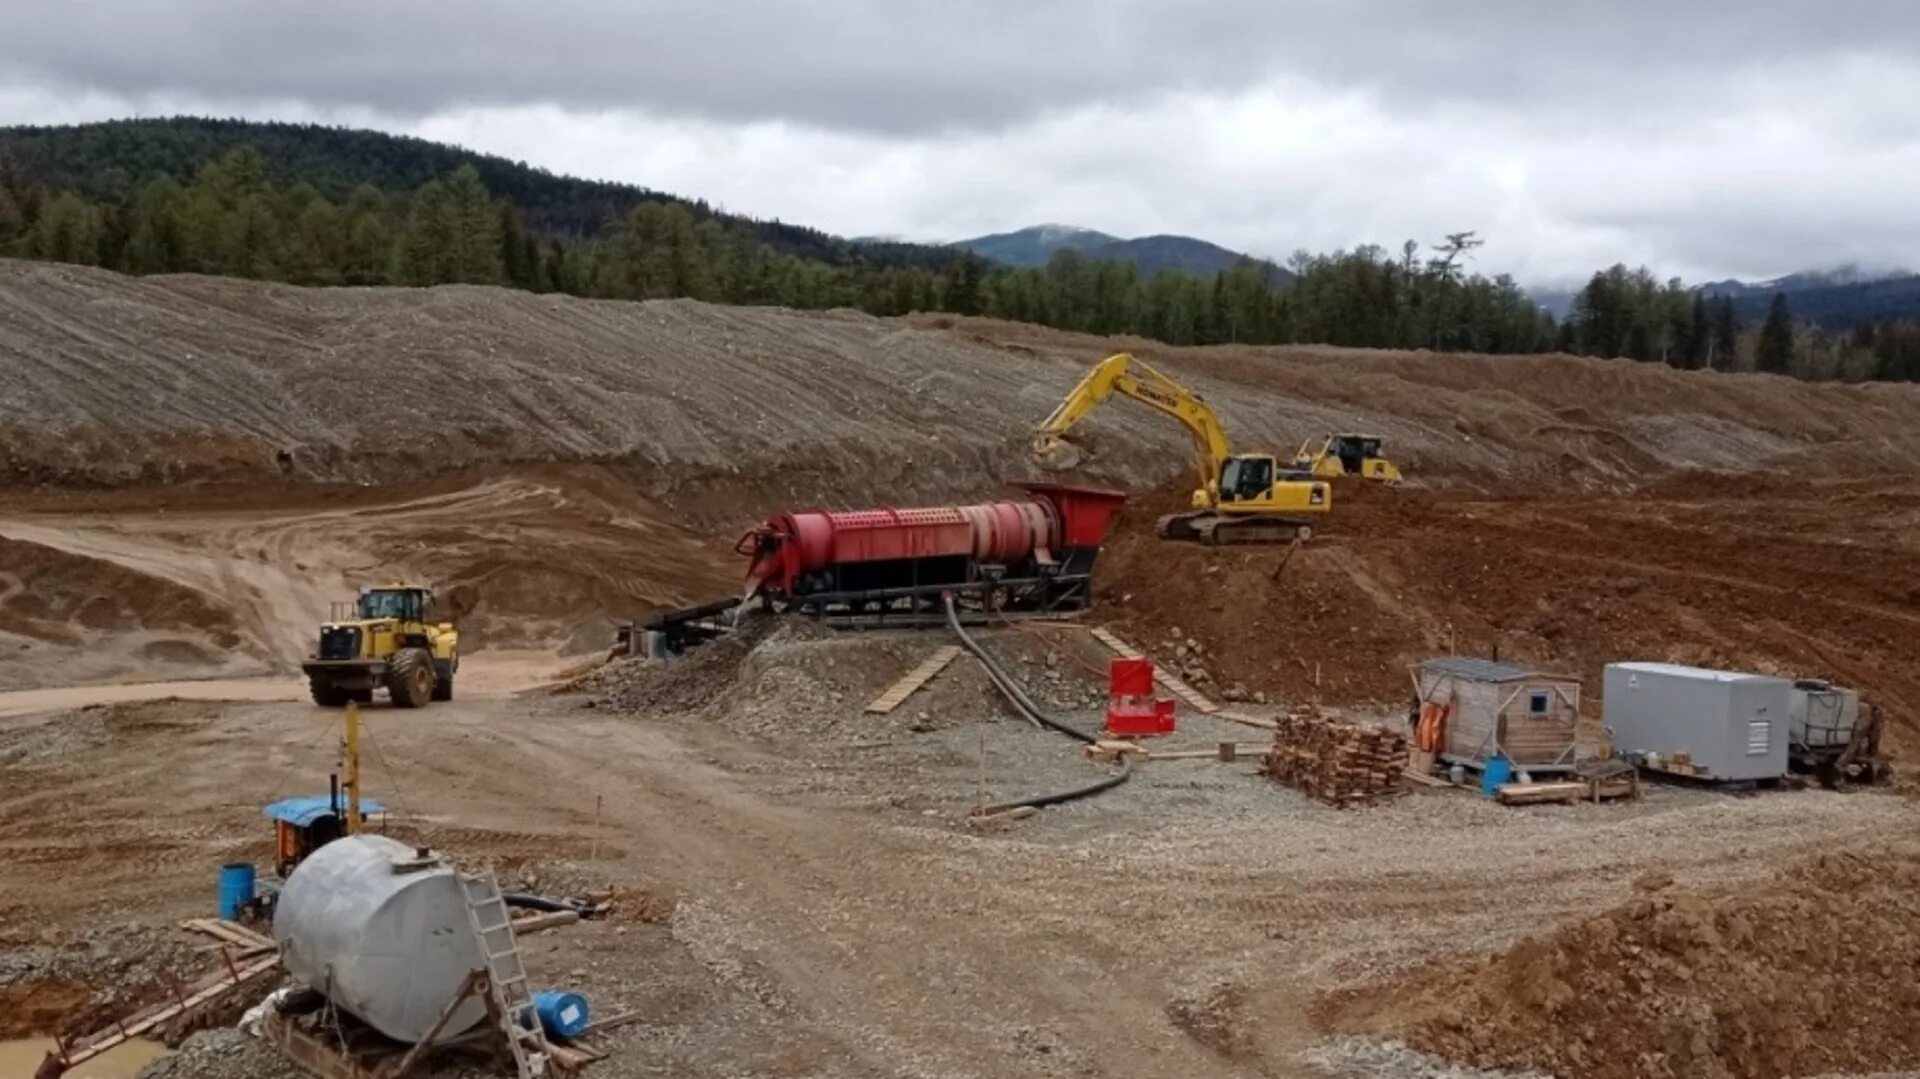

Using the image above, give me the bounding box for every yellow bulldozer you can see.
[1291,433,1403,484]
[1033,352,1330,544]
[301,583,459,708]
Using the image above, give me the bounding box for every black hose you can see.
[943,594,1132,814]
[503,892,591,914]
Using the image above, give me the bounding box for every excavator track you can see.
[1156,512,1313,546]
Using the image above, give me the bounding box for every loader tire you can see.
[309,678,349,708]
[431,672,454,702]
[386,648,435,709]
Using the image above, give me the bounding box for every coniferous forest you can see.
[3,118,1917,382]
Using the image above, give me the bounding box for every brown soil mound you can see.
[1376,841,1920,1079]
[1095,475,1920,752]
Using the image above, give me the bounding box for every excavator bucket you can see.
[1030,434,1085,471]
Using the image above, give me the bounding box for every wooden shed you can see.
[1415,657,1581,773]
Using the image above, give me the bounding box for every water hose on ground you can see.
[943,594,1132,814]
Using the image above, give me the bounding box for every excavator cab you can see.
[1218,455,1275,503]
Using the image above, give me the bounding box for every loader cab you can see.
[357,586,434,623]
[1219,454,1275,503]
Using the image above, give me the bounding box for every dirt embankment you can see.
[0,466,739,688]
[9,260,1920,511]
[1093,474,1920,754]
[1332,841,1920,1079]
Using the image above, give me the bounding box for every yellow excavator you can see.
[1292,433,1403,484]
[1033,352,1330,544]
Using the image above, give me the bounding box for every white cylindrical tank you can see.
[273,835,485,1043]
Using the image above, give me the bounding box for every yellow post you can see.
[343,701,362,836]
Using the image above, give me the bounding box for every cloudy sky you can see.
[3,1,1916,285]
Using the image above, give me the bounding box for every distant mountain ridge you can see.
[1534,265,1920,328]
[1696,265,1908,300]
[954,223,1288,281]
[0,116,956,269]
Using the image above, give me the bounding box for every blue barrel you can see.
[531,990,591,1041]
[218,862,256,920]
[1480,755,1512,798]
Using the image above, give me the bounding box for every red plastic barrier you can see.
[1104,656,1176,738]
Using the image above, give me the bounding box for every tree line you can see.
[1566,264,1919,382]
[2,144,1916,382]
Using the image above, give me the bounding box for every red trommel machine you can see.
[1103,657,1176,737]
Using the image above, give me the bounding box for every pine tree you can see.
[443,166,504,284]
[1709,297,1739,371]
[0,185,22,253]
[124,176,188,274]
[1757,292,1794,374]
[394,179,456,285]
[28,192,99,265]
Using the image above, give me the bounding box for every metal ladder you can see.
[459,870,551,1078]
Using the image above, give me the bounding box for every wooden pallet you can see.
[1088,628,1220,714]
[865,646,963,713]
[1496,775,1641,806]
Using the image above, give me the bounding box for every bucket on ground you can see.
[531,990,591,1041]
[218,862,257,920]
[1480,755,1512,797]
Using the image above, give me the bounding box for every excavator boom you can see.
[1032,352,1330,544]
[1032,353,1233,496]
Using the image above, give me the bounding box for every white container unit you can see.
[1602,662,1790,782]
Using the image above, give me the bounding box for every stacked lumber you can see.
[1262,712,1407,806]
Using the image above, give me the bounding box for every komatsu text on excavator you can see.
[1032,352,1330,545]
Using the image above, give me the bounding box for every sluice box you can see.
[1602,662,1790,782]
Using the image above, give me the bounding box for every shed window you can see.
[1527,690,1551,716]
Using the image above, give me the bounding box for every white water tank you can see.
[1790,680,1860,749]
[273,835,485,1043]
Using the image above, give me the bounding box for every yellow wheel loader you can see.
[301,583,459,708]
[1291,433,1403,484]
[1032,352,1330,544]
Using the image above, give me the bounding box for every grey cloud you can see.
[4,1,1920,134]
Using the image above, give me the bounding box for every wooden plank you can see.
[509,909,582,935]
[1084,739,1146,762]
[1215,709,1277,730]
[181,918,275,950]
[1142,742,1270,761]
[1496,782,1587,806]
[1089,628,1221,714]
[62,954,280,1065]
[864,646,963,713]
[1402,769,1452,788]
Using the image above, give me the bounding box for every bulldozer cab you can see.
[1327,435,1381,474]
[1218,455,1275,503]
[356,586,434,622]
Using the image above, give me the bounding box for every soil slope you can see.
[8,261,1920,511]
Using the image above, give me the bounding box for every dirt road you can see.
[0,469,736,690]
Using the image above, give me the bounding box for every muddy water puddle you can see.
[0,1037,168,1078]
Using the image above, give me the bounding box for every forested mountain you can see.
[955,224,1286,281]
[3,116,1917,382]
[958,224,1120,266]
[1712,274,1920,331]
[0,117,954,268]
[1696,265,1901,299]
